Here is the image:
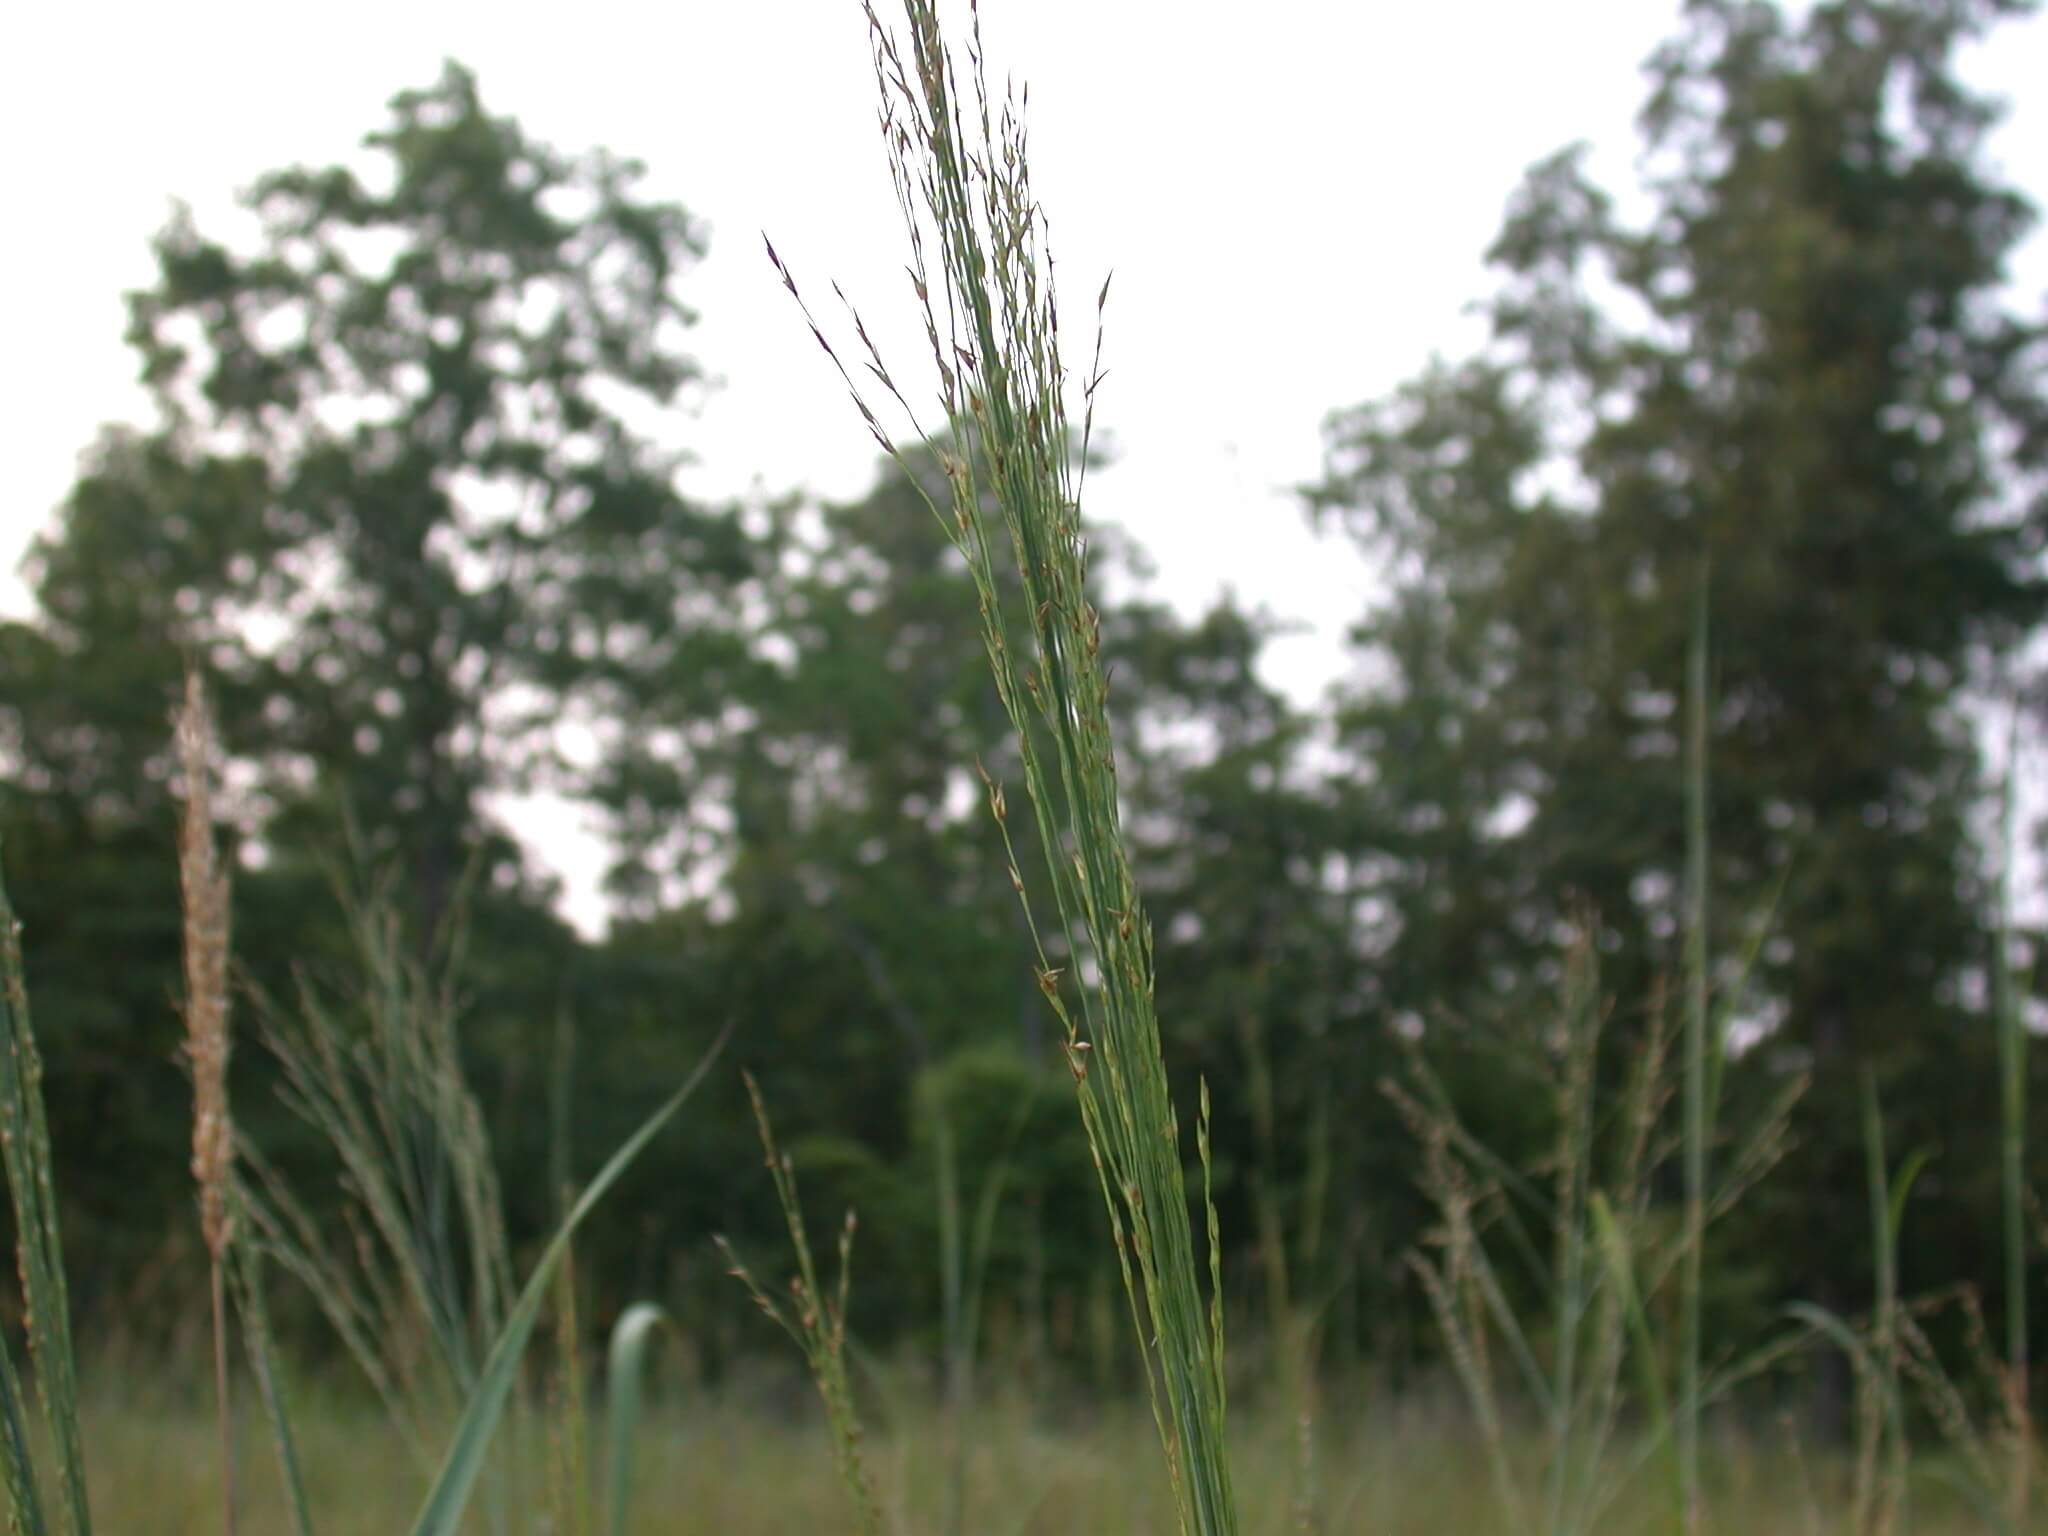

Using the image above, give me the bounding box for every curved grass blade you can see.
[408,1022,730,1536]
[604,1303,673,1536]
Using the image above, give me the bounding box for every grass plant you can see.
[717,1072,883,1536]
[767,2,1239,1528]
[1387,594,1804,1536]
[174,673,237,1536]
[1,9,2041,1536]
[1238,1005,1335,1533]
[82,1378,2048,1536]
[234,882,519,1468]
[0,851,92,1536]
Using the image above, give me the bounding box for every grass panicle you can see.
[175,671,238,1536]
[767,3,1238,1528]
[235,881,517,1457]
[717,1072,882,1536]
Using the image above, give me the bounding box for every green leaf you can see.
[407,1023,729,1536]
[605,1303,673,1536]
[1887,1147,1932,1246]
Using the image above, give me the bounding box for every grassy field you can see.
[0,4,2036,1534]
[87,1367,2033,1536]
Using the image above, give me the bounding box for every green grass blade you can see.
[0,845,90,1536]
[407,1023,729,1536]
[1681,568,1709,1536]
[1886,1148,1931,1247]
[604,1303,672,1536]
[1590,1193,1681,1517]
[0,1334,48,1535]
[1993,707,2029,1426]
[229,1236,317,1536]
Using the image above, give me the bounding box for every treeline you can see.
[3,0,2046,1392]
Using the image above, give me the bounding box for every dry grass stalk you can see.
[175,669,237,1536]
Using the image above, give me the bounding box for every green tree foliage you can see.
[1306,0,2046,1340]
[0,61,751,1293]
[10,60,755,940]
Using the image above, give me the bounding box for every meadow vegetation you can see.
[0,0,2044,1531]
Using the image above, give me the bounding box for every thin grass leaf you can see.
[1590,1193,1681,1516]
[1993,702,2031,1529]
[604,1303,672,1536]
[407,1023,729,1536]
[718,1075,882,1536]
[0,846,91,1536]
[1680,572,1709,1536]
[228,1236,316,1536]
[0,1341,47,1536]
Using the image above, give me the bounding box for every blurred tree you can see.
[1305,0,2046,1366]
[7,59,756,942]
[0,60,755,1304]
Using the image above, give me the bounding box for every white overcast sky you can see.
[3,0,2044,924]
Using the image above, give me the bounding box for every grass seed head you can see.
[175,670,234,1261]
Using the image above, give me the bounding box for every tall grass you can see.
[717,1073,883,1536]
[0,851,92,1535]
[1782,722,2043,1536]
[1681,576,1711,1536]
[116,1381,2040,1536]
[767,2,1239,1529]
[1388,590,1804,1536]
[235,883,519,1467]
[1239,1004,1334,1532]
[174,673,237,1536]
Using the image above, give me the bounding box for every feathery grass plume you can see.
[717,1073,881,1536]
[233,873,539,1534]
[242,883,515,1424]
[768,4,1238,1528]
[176,671,238,1536]
[0,856,92,1536]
